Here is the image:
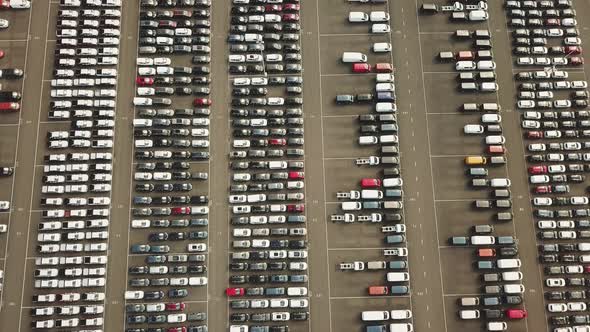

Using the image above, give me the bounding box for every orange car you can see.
[477,248,496,257]
[368,286,388,295]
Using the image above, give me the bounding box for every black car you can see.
[144,291,164,300]
[230,313,249,322]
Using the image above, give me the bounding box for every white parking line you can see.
[315,2,333,330]
[320,73,371,77]
[430,154,470,158]
[319,33,373,37]
[330,295,410,300]
[412,0,449,330]
[422,71,458,75]
[322,114,359,118]
[328,247,403,251]
[14,1,50,328]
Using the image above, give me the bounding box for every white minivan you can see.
[348,12,369,22]
[471,236,495,245]
[342,52,367,63]
[361,311,390,321]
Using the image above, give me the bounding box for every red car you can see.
[0,102,19,111]
[166,302,185,311]
[282,14,300,22]
[505,309,527,319]
[172,207,191,215]
[528,165,547,174]
[487,145,505,154]
[167,328,186,332]
[269,138,286,146]
[570,56,584,66]
[288,171,304,180]
[584,265,590,273]
[526,131,543,139]
[284,4,300,11]
[375,63,393,73]
[194,98,212,106]
[534,185,551,194]
[352,63,371,73]
[136,77,154,86]
[226,288,245,297]
[0,49,5,59]
[545,18,560,26]
[265,4,281,11]
[287,204,305,213]
[361,178,381,188]
[565,46,582,55]
[0,0,9,9]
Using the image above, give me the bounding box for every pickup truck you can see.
[331,214,355,222]
[336,190,361,199]
[339,261,365,271]
[381,224,406,233]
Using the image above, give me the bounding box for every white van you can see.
[373,42,391,53]
[361,190,383,199]
[477,61,496,70]
[487,322,507,331]
[485,135,505,145]
[386,272,410,282]
[501,271,523,281]
[389,323,413,332]
[348,12,369,22]
[490,178,511,188]
[376,74,394,82]
[371,24,390,33]
[341,202,362,211]
[469,10,489,21]
[383,178,403,187]
[370,11,390,22]
[376,102,397,113]
[459,310,480,319]
[342,52,367,63]
[471,236,495,245]
[359,136,379,145]
[497,259,521,269]
[504,284,525,294]
[529,175,549,184]
[390,310,412,320]
[268,161,287,169]
[361,311,390,321]
[464,124,484,134]
[380,135,398,144]
[133,119,152,127]
[456,61,476,71]
[481,82,499,91]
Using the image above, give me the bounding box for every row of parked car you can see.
[430,3,526,331]
[31,0,123,330]
[127,1,215,332]
[226,0,309,331]
[506,0,590,331]
[333,2,414,332]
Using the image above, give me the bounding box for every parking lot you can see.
[0,0,587,331]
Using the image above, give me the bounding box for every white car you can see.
[228,54,245,63]
[565,37,581,45]
[533,198,552,206]
[571,197,589,205]
[517,57,534,65]
[546,278,566,287]
[572,81,588,89]
[517,100,535,109]
[537,220,556,229]
[522,120,540,129]
[568,302,587,311]
[548,303,567,312]
[233,77,250,86]
[554,100,571,108]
